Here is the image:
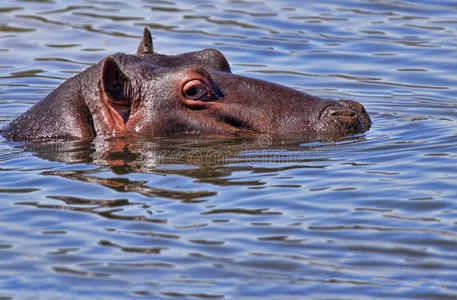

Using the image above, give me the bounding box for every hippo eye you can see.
[183,79,219,101]
[184,87,205,99]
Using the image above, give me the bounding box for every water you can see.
[1,0,457,299]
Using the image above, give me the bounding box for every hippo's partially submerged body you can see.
[3,28,370,142]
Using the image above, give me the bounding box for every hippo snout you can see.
[317,99,371,137]
[337,99,372,131]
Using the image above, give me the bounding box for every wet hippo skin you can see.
[2,28,371,142]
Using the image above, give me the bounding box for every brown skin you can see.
[136,28,231,73]
[2,28,371,142]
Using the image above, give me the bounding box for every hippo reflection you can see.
[2,28,370,142]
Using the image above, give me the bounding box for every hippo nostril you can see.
[332,109,355,116]
[331,108,359,125]
[319,104,364,134]
[320,105,355,120]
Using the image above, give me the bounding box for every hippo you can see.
[2,28,371,142]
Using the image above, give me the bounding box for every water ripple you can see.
[1,0,457,299]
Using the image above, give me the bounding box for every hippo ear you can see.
[100,56,129,101]
[136,27,154,55]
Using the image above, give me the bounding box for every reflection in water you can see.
[11,134,354,231]
[43,169,217,202]
[18,133,342,196]
[22,133,341,170]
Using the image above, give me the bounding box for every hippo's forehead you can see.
[139,48,231,73]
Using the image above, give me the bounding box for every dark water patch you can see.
[0,187,39,193]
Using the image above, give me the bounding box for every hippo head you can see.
[90,48,371,139]
[0,28,371,143]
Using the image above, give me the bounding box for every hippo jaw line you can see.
[180,98,255,132]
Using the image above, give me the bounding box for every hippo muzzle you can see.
[317,99,371,137]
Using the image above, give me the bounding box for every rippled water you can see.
[1,0,457,299]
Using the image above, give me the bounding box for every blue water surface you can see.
[1,0,457,299]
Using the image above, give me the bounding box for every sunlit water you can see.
[1,0,457,299]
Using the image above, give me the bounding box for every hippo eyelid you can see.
[182,79,220,101]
